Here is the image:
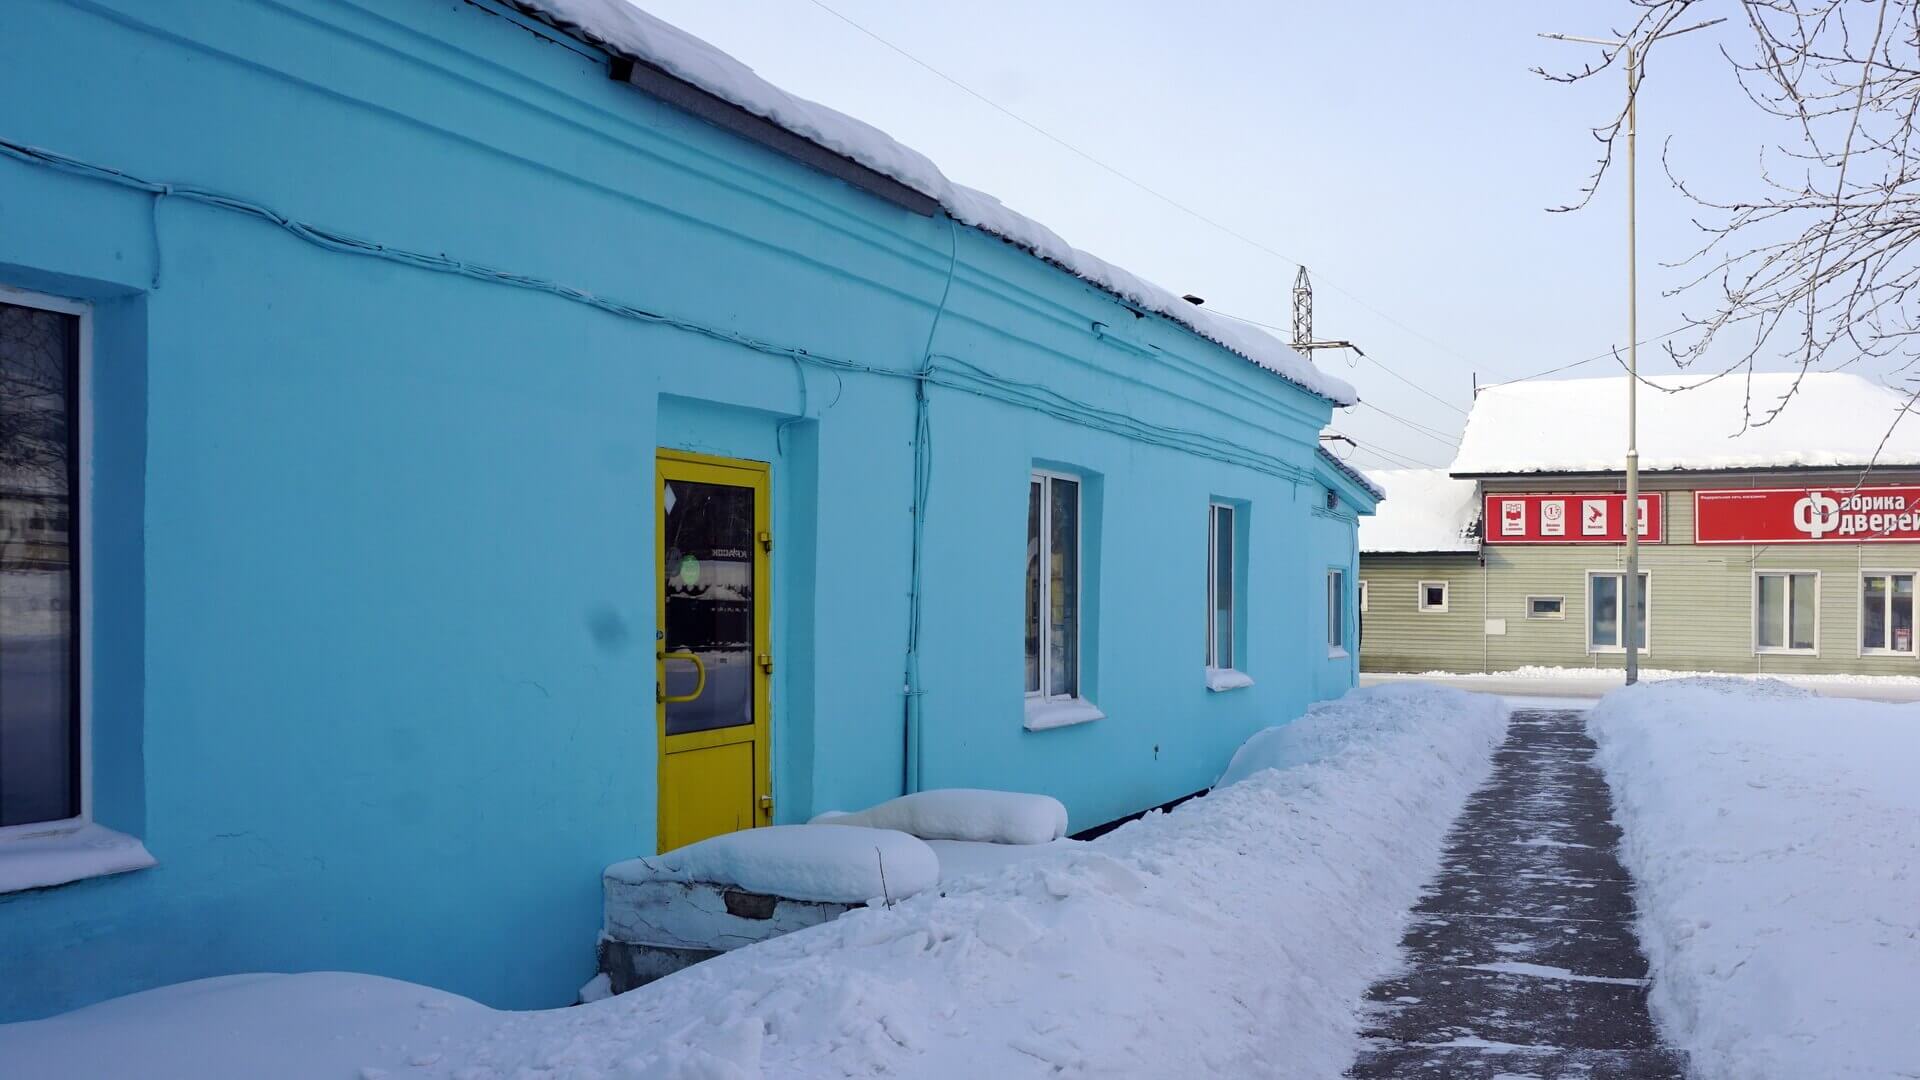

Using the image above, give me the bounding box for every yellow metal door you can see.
[656,450,773,852]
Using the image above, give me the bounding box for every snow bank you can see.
[1357,468,1480,554]
[811,788,1069,846]
[609,824,940,904]
[436,683,1507,1079]
[923,837,1079,885]
[510,1,1355,405]
[1453,371,1920,475]
[0,973,493,1080]
[1587,678,1920,1079]
[0,685,1505,1079]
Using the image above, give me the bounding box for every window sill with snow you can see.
[1023,696,1105,732]
[1204,668,1255,692]
[0,823,156,895]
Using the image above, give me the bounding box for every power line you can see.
[1346,438,1445,471]
[1212,307,1470,416]
[800,0,1487,383]
[1485,325,1694,387]
[1355,401,1461,448]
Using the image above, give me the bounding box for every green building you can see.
[1360,372,1920,676]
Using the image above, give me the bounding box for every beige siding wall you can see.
[1358,555,1484,672]
[1361,469,1920,676]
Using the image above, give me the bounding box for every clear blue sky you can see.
[637,1,1781,473]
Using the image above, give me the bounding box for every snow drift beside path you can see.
[435,683,1508,1079]
[1588,679,1920,1080]
[0,685,1506,1079]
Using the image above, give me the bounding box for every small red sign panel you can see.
[1483,492,1664,544]
[1695,486,1920,544]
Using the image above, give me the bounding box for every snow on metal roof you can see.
[512,0,1357,406]
[1451,372,1920,476]
[1359,469,1479,554]
[1318,447,1385,501]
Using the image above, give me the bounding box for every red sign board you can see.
[1483,492,1664,544]
[1695,486,1920,544]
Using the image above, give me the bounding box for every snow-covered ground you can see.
[1588,678,1920,1079]
[0,684,1507,1080]
[1364,666,1920,704]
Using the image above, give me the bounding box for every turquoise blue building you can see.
[0,0,1375,1020]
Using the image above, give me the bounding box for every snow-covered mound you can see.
[509,0,1356,405]
[0,974,491,1080]
[811,788,1069,845]
[1588,678,1920,1079]
[0,685,1506,1079]
[609,824,940,904]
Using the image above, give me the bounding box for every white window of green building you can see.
[1861,571,1915,656]
[1527,595,1565,619]
[1754,570,1819,654]
[1588,571,1649,653]
[1417,580,1449,613]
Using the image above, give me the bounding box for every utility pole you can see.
[1541,18,1720,685]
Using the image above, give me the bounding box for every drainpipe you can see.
[902,217,959,794]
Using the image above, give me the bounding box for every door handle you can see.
[659,650,707,704]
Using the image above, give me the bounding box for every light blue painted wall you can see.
[0,0,1373,1020]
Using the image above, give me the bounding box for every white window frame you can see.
[1358,579,1369,614]
[1206,502,1238,673]
[1327,567,1348,658]
[1859,569,1919,657]
[0,285,93,845]
[1417,580,1450,613]
[1526,595,1566,620]
[1586,570,1652,654]
[1752,569,1821,656]
[1027,469,1083,705]
[1751,568,1820,653]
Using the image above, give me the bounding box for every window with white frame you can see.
[1527,595,1565,619]
[1327,569,1347,655]
[1026,472,1081,700]
[1206,503,1237,671]
[1358,579,1369,614]
[1589,571,1649,652]
[1862,572,1916,655]
[1,292,83,830]
[1417,580,1449,612]
[1755,571,1818,653]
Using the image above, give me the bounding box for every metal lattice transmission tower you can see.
[1290,266,1355,357]
[1293,265,1313,347]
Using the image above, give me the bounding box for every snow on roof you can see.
[511,1,1357,405]
[1319,446,1385,501]
[1452,372,1920,476]
[1359,468,1479,554]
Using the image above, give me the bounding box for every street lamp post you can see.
[1542,20,1720,685]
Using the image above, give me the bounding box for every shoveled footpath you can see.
[1348,709,1686,1079]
